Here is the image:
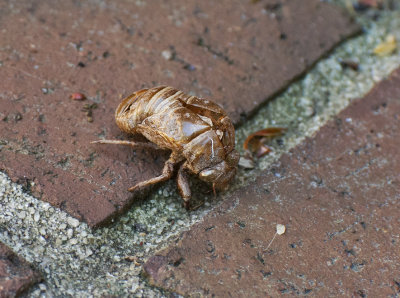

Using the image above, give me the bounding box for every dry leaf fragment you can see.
[255,143,272,158]
[373,34,397,57]
[243,127,286,158]
[243,127,285,150]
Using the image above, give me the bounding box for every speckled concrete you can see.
[1,1,400,297]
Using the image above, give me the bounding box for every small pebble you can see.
[161,50,173,60]
[34,212,40,222]
[276,224,286,235]
[86,248,93,257]
[67,217,80,228]
[67,229,73,238]
[238,156,255,169]
[18,211,26,219]
[39,283,47,291]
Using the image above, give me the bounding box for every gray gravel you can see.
[1,2,400,297]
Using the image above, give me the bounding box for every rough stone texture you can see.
[144,68,400,296]
[0,242,41,297]
[0,0,359,226]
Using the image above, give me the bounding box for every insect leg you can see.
[91,139,160,150]
[127,152,179,192]
[177,162,191,209]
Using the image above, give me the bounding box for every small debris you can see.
[373,34,397,56]
[125,256,141,266]
[340,59,359,71]
[70,93,86,101]
[238,151,255,169]
[265,3,282,11]
[81,103,98,122]
[188,201,204,211]
[354,0,382,11]
[14,112,23,122]
[183,63,196,71]
[161,50,173,60]
[276,224,286,235]
[236,221,246,229]
[265,223,286,252]
[133,223,148,233]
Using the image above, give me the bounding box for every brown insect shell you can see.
[115,86,239,189]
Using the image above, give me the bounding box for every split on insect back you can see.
[92,86,239,209]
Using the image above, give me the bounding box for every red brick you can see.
[144,68,400,296]
[0,0,359,226]
[0,243,41,297]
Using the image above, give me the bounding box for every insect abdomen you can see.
[116,86,216,150]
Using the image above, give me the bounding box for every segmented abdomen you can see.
[115,86,180,132]
[115,87,221,149]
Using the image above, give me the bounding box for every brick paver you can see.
[0,242,41,297]
[144,68,400,296]
[0,0,359,226]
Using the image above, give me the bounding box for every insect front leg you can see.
[177,162,191,209]
[127,152,180,192]
[91,139,160,151]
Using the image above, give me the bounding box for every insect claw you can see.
[128,186,137,192]
[212,183,217,198]
[182,200,190,210]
